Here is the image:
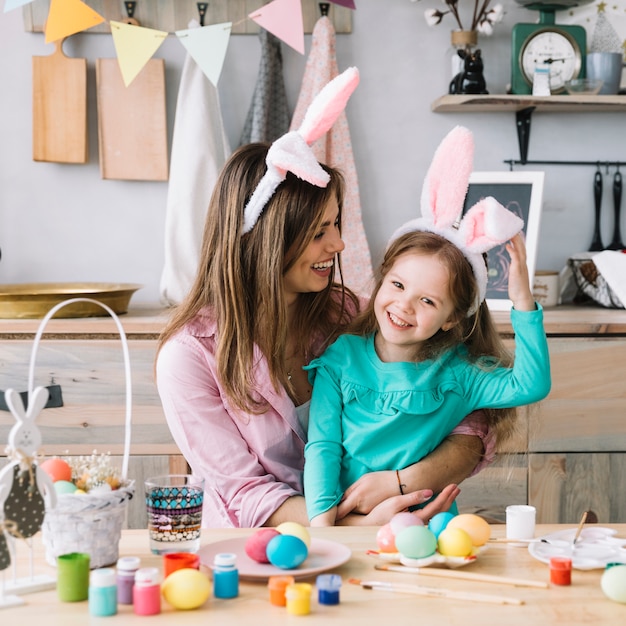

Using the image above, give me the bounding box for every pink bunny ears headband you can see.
[242,67,360,234]
[390,126,524,314]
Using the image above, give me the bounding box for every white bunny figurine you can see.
[0,387,57,539]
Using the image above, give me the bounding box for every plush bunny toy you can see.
[0,387,57,540]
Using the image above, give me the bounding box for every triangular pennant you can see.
[329,0,356,9]
[44,0,104,43]
[176,22,232,87]
[110,20,168,87]
[4,0,34,13]
[249,0,304,54]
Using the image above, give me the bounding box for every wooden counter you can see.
[4,524,626,623]
[1,305,625,526]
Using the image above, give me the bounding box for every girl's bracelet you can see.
[396,469,406,495]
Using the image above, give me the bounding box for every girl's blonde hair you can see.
[349,230,518,446]
[157,142,359,413]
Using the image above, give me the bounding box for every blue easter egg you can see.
[428,511,456,538]
[54,480,78,494]
[266,534,308,569]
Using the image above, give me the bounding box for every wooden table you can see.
[3,525,625,623]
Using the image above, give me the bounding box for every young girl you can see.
[304,126,552,526]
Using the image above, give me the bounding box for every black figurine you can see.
[449,49,489,95]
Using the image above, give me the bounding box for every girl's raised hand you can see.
[506,233,536,312]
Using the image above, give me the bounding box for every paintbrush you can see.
[348,578,524,606]
[572,510,589,547]
[374,563,548,589]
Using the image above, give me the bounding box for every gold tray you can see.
[0,283,142,319]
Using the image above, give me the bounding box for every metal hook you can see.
[122,1,139,26]
[319,2,330,16]
[197,3,208,26]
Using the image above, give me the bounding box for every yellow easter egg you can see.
[275,521,311,548]
[161,568,211,610]
[437,527,473,557]
[446,514,491,546]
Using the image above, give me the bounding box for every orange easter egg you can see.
[40,458,72,483]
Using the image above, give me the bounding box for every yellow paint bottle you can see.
[285,582,312,616]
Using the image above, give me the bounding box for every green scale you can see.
[511,1,591,94]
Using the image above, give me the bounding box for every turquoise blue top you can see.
[303,307,551,520]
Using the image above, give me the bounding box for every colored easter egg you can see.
[376,523,397,553]
[245,528,280,563]
[266,535,308,569]
[395,526,437,559]
[601,565,626,604]
[446,514,491,546]
[54,480,77,495]
[161,568,211,610]
[275,521,311,548]
[428,511,455,538]
[389,512,424,535]
[40,458,72,483]
[437,527,473,557]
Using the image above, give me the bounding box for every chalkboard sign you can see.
[463,171,545,310]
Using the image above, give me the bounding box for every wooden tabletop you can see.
[3,524,626,623]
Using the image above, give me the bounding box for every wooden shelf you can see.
[432,94,626,114]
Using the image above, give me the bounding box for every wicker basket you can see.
[28,298,136,568]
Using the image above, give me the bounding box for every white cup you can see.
[586,52,624,95]
[533,270,560,307]
[506,504,536,540]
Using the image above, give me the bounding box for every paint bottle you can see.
[268,575,295,607]
[116,556,140,605]
[549,556,572,585]
[285,582,312,616]
[133,567,161,615]
[89,568,118,617]
[213,552,239,599]
[316,574,341,605]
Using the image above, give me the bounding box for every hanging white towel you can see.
[290,16,373,296]
[160,53,231,306]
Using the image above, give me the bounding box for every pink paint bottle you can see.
[133,567,161,615]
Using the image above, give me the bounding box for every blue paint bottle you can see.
[89,568,118,616]
[213,553,239,599]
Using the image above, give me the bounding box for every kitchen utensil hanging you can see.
[589,168,604,251]
[607,169,624,250]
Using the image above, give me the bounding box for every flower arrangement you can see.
[414,0,504,35]
[41,451,123,494]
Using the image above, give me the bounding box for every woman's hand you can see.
[336,483,460,527]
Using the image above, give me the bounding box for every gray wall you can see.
[2,2,625,305]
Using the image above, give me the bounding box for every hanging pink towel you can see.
[290,16,373,296]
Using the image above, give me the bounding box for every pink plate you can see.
[198,537,352,581]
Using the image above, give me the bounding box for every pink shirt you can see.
[156,308,495,528]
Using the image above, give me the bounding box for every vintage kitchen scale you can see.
[511,1,594,94]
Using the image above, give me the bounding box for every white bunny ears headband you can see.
[242,67,360,234]
[390,126,524,315]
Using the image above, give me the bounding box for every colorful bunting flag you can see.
[110,20,168,87]
[176,22,232,87]
[4,0,34,13]
[44,0,105,43]
[249,0,304,55]
[329,0,357,8]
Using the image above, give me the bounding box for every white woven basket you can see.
[31,298,135,568]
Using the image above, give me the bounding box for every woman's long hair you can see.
[349,230,518,446]
[157,143,359,413]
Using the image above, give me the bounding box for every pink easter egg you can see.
[244,528,280,563]
[390,512,424,535]
[376,523,397,553]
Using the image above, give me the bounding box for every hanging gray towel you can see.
[240,28,290,145]
[160,53,231,306]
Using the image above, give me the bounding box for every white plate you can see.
[369,546,484,569]
[198,537,351,581]
[528,526,626,570]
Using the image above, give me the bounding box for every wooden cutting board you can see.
[32,38,88,163]
[96,58,169,181]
